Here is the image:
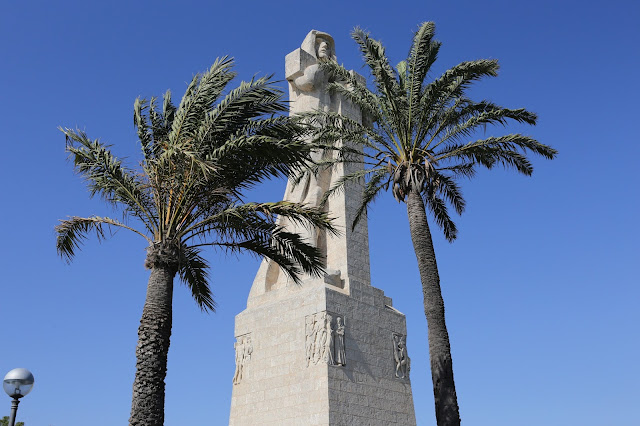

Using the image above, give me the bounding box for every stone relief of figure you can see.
[323,313,335,365]
[305,315,315,366]
[314,312,327,364]
[306,311,345,367]
[233,337,243,384]
[393,333,410,379]
[334,316,346,366]
[233,334,253,385]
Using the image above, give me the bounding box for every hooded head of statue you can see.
[300,30,337,62]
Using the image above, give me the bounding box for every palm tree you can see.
[305,23,557,426]
[56,57,335,426]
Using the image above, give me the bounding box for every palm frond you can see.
[423,191,458,242]
[438,134,556,175]
[429,170,466,215]
[168,56,236,149]
[397,60,409,92]
[407,22,440,116]
[417,59,500,142]
[351,27,399,101]
[197,75,287,150]
[438,163,477,179]
[206,228,325,284]
[133,97,154,160]
[61,128,157,232]
[352,167,390,229]
[178,246,215,312]
[56,215,150,263]
[182,201,336,242]
[149,94,174,146]
[320,62,381,124]
[260,229,325,281]
[162,90,176,130]
[302,109,397,160]
[207,133,310,190]
[433,101,538,147]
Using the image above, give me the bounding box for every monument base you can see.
[229,278,416,425]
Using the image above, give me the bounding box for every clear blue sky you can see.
[1,1,638,425]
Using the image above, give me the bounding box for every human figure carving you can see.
[243,337,253,364]
[323,313,335,365]
[248,29,367,298]
[334,316,346,366]
[289,33,335,101]
[257,31,349,291]
[306,311,346,367]
[283,31,337,250]
[233,336,244,384]
[305,315,315,366]
[312,312,326,364]
[233,335,252,385]
[394,334,410,379]
[233,337,242,384]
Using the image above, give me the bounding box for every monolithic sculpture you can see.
[256,31,350,291]
[282,30,337,248]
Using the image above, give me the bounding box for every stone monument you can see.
[228,30,416,426]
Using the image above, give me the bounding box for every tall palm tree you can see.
[305,23,557,426]
[56,57,335,426]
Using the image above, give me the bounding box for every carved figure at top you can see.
[287,31,337,114]
[281,31,338,257]
[260,31,342,291]
[249,30,366,294]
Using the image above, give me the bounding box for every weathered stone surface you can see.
[228,30,416,426]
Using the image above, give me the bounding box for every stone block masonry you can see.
[229,278,415,425]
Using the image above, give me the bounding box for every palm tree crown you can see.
[58,57,334,306]
[56,57,335,425]
[305,22,557,426]
[311,22,556,238]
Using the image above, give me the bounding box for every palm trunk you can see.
[406,189,461,426]
[129,262,175,426]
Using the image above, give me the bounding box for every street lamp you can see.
[3,368,34,426]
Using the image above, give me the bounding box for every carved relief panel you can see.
[393,333,410,379]
[305,311,346,367]
[233,333,252,385]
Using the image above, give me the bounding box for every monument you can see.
[228,30,417,425]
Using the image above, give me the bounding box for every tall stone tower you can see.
[228,30,416,426]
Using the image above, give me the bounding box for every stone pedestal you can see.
[228,30,416,426]
[229,277,416,425]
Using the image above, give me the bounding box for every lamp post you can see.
[3,368,34,426]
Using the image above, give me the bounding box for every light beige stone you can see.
[229,30,416,426]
